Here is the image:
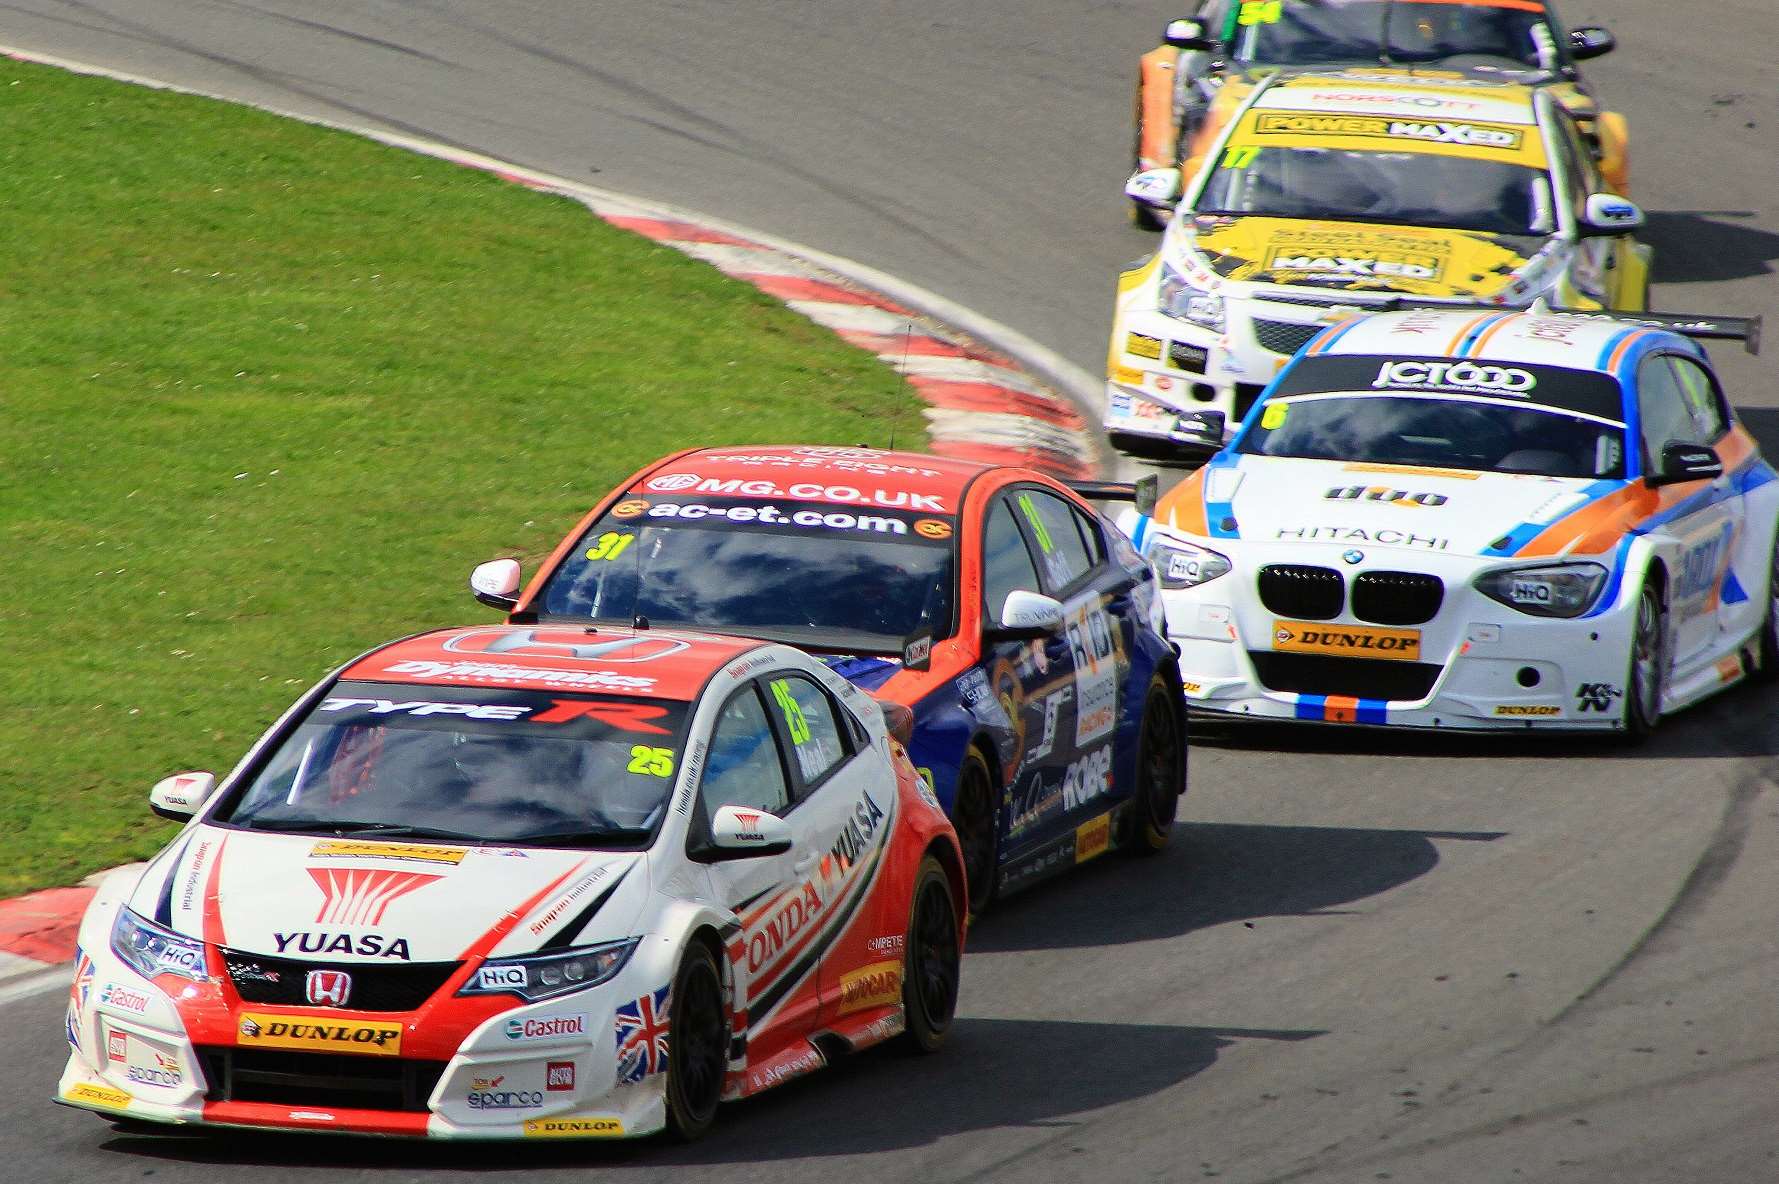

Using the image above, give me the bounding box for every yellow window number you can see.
[627,746,675,777]
[1221,145,1260,169]
[585,532,635,562]
[769,679,812,746]
[1238,1,1282,26]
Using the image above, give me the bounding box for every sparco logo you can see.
[1325,485,1448,508]
[1374,361,1536,394]
[443,628,690,664]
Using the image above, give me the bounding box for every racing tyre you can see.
[663,940,726,1142]
[954,748,998,918]
[1753,536,1779,683]
[901,855,961,1054]
[1129,201,1167,232]
[1623,580,1667,741]
[1122,676,1185,855]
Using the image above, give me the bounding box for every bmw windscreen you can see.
[210,683,690,847]
[535,496,957,653]
[1242,354,1626,478]
[1231,2,1559,71]
[1196,146,1552,238]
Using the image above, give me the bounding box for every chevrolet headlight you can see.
[1150,539,1233,589]
[1158,262,1226,332]
[1476,563,1608,619]
[111,908,208,982]
[458,938,639,1003]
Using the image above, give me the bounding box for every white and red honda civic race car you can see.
[59,625,964,1141]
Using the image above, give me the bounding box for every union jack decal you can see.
[66,948,93,1050]
[613,985,671,1085]
[307,867,441,925]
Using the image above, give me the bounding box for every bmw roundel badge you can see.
[1342,550,1365,565]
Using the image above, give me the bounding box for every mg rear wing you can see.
[1066,474,1159,516]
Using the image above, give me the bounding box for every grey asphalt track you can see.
[4,1,1778,1180]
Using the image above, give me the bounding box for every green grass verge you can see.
[0,59,926,896]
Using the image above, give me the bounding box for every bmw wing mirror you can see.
[150,771,217,821]
[989,590,1066,642]
[1125,168,1183,212]
[1569,27,1616,61]
[1134,473,1159,517]
[470,558,523,612]
[1163,18,1212,51]
[1580,193,1644,236]
[707,805,793,859]
[1651,443,1723,487]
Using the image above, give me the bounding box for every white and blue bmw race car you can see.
[1124,305,1774,735]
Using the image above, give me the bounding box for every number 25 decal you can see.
[769,679,812,745]
[627,746,675,776]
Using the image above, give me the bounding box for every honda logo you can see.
[305,969,353,1007]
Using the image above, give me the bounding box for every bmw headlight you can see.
[111,908,208,982]
[458,938,639,1003]
[1158,262,1226,332]
[1149,539,1233,589]
[1476,562,1609,618]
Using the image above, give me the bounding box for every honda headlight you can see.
[1149,539,1233,589]
[458,938,639,1003]
[111,908,208,982]
[1476,562,1609,619]
[1157,262,1226,332]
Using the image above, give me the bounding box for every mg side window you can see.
[982,499,1044,623]
[762,674,850,794]
[699,686,791,817]
[1015,489,1095,592]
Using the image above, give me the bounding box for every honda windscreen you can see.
[213,682,690,847]
[535,495,957,653]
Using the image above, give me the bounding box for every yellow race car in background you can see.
[1132,0,1627,230]
[1107,70,1650,458]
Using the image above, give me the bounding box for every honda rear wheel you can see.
[901,855,961,1054]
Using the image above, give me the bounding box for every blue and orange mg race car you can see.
[466,446,1187,910]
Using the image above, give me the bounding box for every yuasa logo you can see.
[504,1015,587,1041]
[1374,360,1536,394]
[307,866,441,926]
[305,969,352,1007]
[443,629,690,665]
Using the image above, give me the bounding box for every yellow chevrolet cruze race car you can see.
[1131,0,1626,230]
[1107,70,1650,458]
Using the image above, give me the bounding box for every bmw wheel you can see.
[1122,676,1185,855]
[1753,535,1779,683]
[1624,580,1667,741]
[663,941,726,1142]
[953,748,998,918]
[901,855,961,1054]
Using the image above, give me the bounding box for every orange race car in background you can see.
[1130,0,1627,229]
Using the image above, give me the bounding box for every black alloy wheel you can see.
[1754,537,1779,683]
[1123,677,1184,855]
[953,748,998,918]
[663,941,726,1142]
[902,855,961,1054]
[1624,581,1667,742]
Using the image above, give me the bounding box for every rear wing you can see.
[1066,474,1159,516]
[1342,298,1761,355]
